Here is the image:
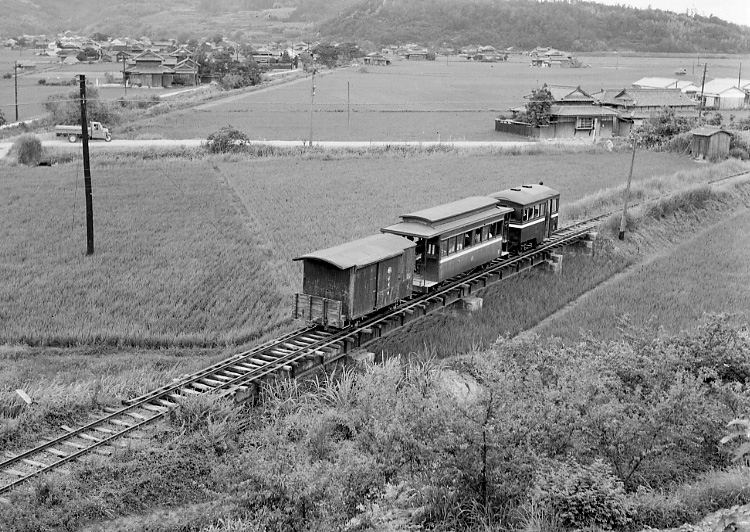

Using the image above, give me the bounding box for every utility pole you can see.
[308,51,315,147]
[739,63,742,88]
[79,75,95,255]
[619,142,636,241]
[698,62,707,121]
[122,54,127,97]
[14,61,18,121]
[347,81,350,126]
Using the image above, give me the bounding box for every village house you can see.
[405,49,428,60]
[632,77,701,97]
[363,53,391,66]
[530,47,573,67]
[500,85,618,139]
[124,50,174,88]
[594,87,698,136]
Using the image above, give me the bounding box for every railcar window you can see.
[541,203,547,216]
[456,236,464,252]
[440,240,447,257]
[481,226,489,241]
[427,243,437,257]
[448,237,457,254]
[474,228,482,244]
[464,232,473,249]
[552,198,558,213]
[533,204,540,218]
[523,208,529,222]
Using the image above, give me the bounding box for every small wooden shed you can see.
[690,126,732,160]
[293,234,416,327]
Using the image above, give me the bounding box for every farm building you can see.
[700,79,749,110]
[689,126,732,160]
[530,47,573,67]
[632,77,700,96]
[406,50,428,60]
[496,106,618,139]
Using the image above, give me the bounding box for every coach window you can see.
[522,208,529,222]
[541,202,547,216]
[474,228,482,244]
[456,235,464,252]
[448,236,457,254]
[533,204,540,218]
[481,226,489,241]
[426,242,437,257]
[440,240,447,257]
[463,231,473,249]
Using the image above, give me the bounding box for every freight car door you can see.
[376,256,400,308]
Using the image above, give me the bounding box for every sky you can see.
[590,0,750,28]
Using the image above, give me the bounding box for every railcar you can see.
[488,184,560,253]
[381,197,513,291]
[292,233,416,327]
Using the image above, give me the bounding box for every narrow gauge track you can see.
[3,171,747,498]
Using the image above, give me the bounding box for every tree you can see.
[212,33,224,45]
[312,44,338,68]
[91,32,109,42]
[525,84,554,127]
[0,108,6,127]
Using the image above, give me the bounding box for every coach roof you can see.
[489,184,559,205]
[293,233,415,270]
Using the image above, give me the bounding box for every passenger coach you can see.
[381,197,513,291]
[489,184,560,252]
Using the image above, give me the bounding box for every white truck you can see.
[55,121,112,143]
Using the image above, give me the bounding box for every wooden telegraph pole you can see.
[14,61,18,121]
[308,51,315,147]
[698,62,707,121]
[79,75,95,255]
[619,141,636,241]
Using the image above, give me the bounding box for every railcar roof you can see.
[402,197,500,225]
[293,233,415,270]
[489,184,559,205]
[382,205,513,239]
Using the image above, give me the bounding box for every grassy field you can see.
[531,191,750,342]
[0,147,701,346]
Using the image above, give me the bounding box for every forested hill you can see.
[317,0,750,53]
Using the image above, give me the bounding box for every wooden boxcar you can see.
[293,233,416,327]
[489,184,560,253]
[381,197,513,290]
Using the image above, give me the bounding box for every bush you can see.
[37,79,46,85]
[206,126,250,153]
[529,458,633,530]
[13,134,43,165]
[2,73,11,80]
[0,108,5,126]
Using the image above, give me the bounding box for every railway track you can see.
[4,172,747,498]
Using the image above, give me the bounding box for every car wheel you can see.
[68,134,78,143]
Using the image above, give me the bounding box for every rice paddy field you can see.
[127,52,750,141]
[0,148,703,346]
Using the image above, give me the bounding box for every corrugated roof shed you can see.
[294,233,415,270]
[689,126,732,137]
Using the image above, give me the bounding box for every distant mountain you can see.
[317,0,750,53]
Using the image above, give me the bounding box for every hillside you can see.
[0,0,358,42]
[318,0,750,53]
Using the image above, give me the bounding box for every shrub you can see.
[206,126,250,153]
[0,108,5,126]
[2,72,11,80]
[13,134,43,165]
[37,78,46,85]
[529,458,633,530]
